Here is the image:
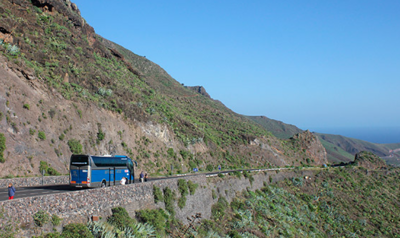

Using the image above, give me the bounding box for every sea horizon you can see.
[306,126,400,144]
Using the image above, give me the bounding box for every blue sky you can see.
[74,0,400,133]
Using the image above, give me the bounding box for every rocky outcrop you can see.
[354,151,387,170]
[185,86,211,98]
[290,130,328,165]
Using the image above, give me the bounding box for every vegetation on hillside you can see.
[0,0,320,177]
[197,168,400,237]
[26,167,400,238]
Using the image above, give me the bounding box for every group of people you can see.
[140,171,148,182]
[120,171,148,185]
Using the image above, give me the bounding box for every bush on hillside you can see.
[61,223,92,238]
[136,208,168,235]
[0,133,5,163]
[153,185,164,203]
[33,210,50,227]
[107,207,135,231]
[68,139,82,154]
[187,180,198,195]
[38,131,46,140]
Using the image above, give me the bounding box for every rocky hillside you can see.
[0,0,327,177]
[354,151,387,170]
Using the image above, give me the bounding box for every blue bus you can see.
[70,154,137,188]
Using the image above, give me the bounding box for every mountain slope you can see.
[0,0,327,177]
[245,116,303,139]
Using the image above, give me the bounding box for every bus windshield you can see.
[71,155,89,165]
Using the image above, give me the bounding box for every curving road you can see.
[0,167,293,202]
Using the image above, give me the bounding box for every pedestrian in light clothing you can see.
[140,171,144,182]
[8,183,15,200]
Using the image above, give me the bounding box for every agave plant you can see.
[87,221,116,238]
[128,223,156,238]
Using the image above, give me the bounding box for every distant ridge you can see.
[247,116,400,166]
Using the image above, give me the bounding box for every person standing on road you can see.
[140,171,144,182]
[8,183,15,200]
[144,173,148,182]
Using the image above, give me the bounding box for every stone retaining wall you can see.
[0,169,316,237]
[0,176,69,187]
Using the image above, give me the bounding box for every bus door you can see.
[108,168,115,186]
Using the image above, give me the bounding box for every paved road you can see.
[0,177,168,202]
[0,185,84,201]
[0,168,294,202]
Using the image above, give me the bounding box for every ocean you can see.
[308,127,400,144]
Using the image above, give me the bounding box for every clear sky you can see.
[73,0,400,133]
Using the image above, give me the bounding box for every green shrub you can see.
[68,139,82,154]
[96,126,105,144]
[178,196,187,209]
[167,148,176,158]
[33,210,50,227]
[187,180,198,195]
[177,179,189,197]
[206,164,214,172]
[179,150,190,160]
[0,133,5,163]
[59,133,65,141]
[230,198,244,211]
[23,103,30,110]
[39,161,60,176]
[47,167,60,176]
[163,187,176,217]
[61,223,92,238]
[211,197,228,221]
[51,214,62,226]
[29,128,36,135]
[153,185,164,203]
[136,209,168,235]
[38,131,46,140]
[107,207,134,230]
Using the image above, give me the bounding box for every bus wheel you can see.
[101,181,106,187]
